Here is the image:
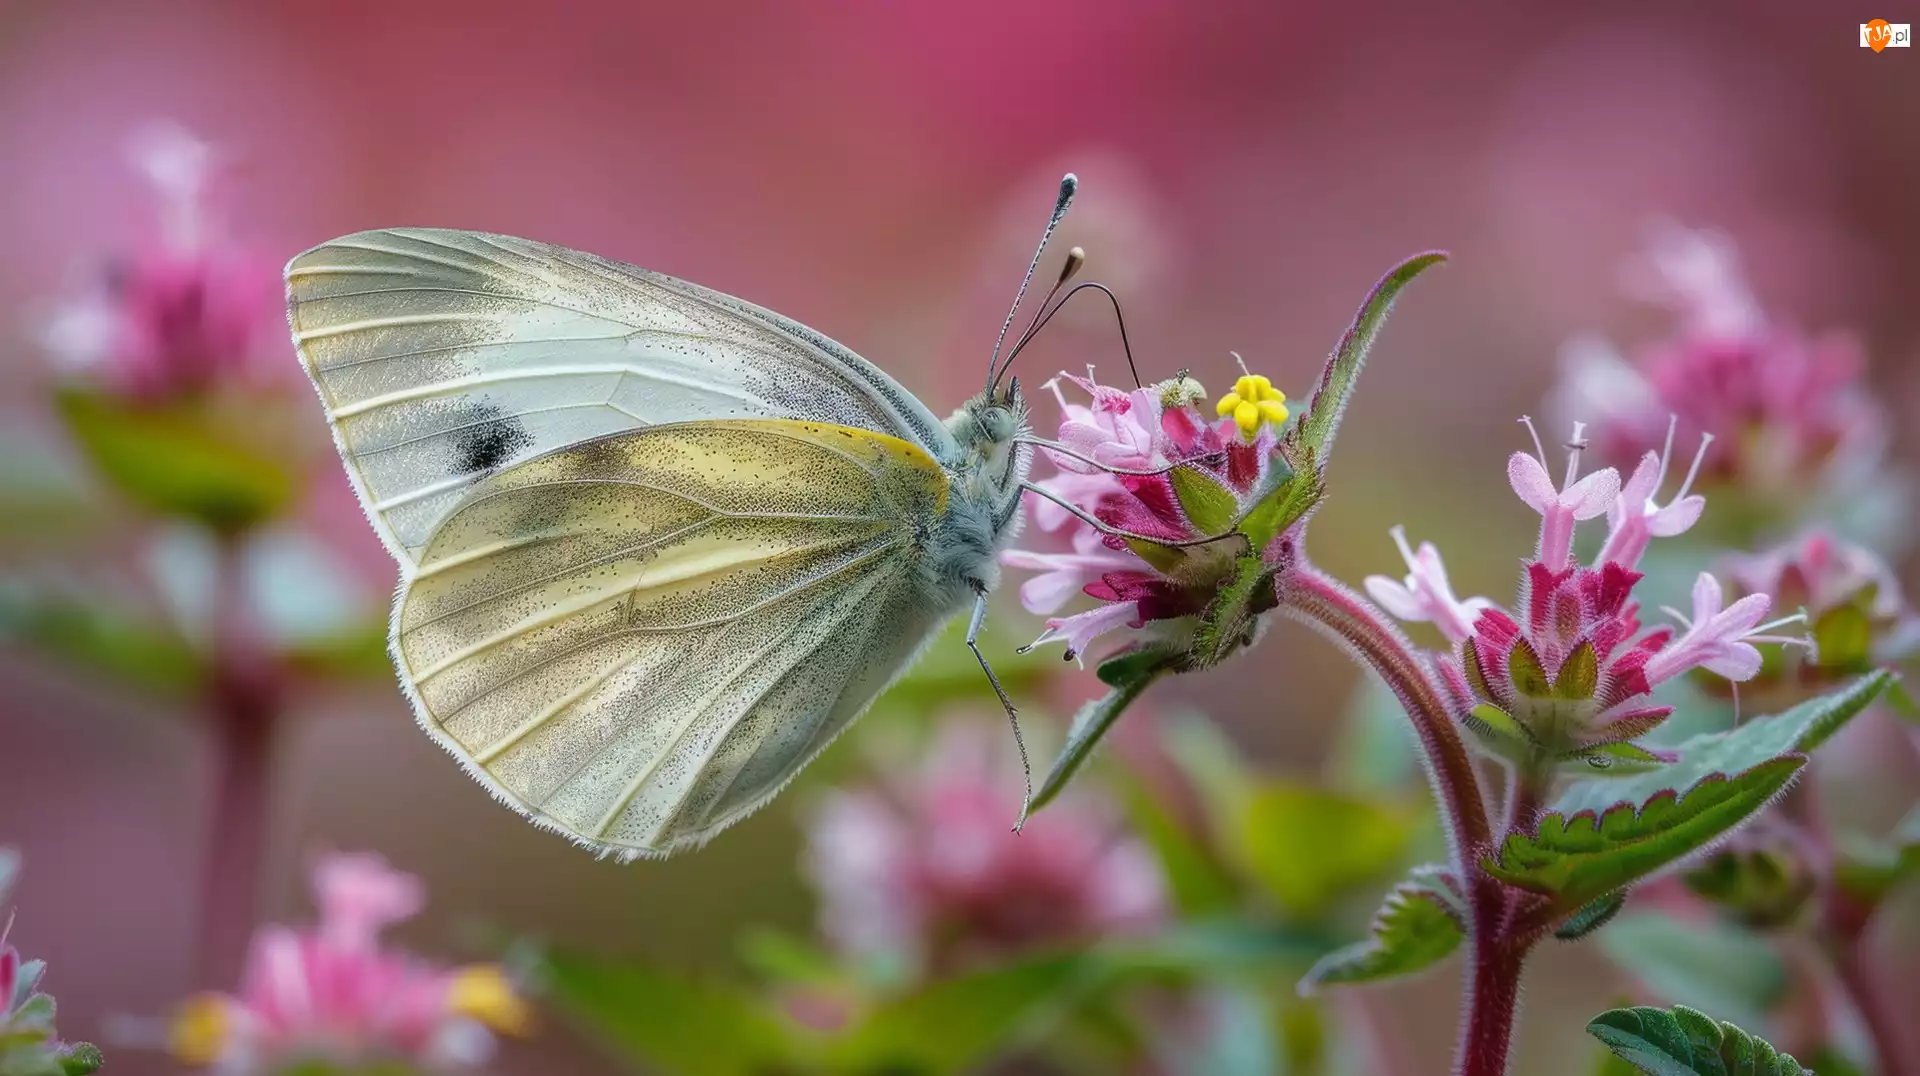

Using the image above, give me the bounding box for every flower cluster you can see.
[803,719,1165,977]
[1723,530,1920,685]
[1367,418,1806,776]
[41,124,280,402]
[169,852,529,1074]
[1002,366,1290,662]
[1553,224,1890,531]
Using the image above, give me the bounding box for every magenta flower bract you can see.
[169,852,528,1074]
[803,719,1165,976]
[41,124,281,402]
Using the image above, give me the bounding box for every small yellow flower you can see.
[447,964,533,1036]
[169,994,233,1066]
[1215,373,1289,438]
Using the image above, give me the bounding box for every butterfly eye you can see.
[981,407,1017,441]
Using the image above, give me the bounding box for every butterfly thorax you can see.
[926,386,1033,593]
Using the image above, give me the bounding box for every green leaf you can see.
[1024,648,1174,820]
[1587,1004,1808,1075]
[1328,674,1420,795]
[1189,556,1275,669]
[1237,782,1412,920]
[56,1043,103,1076]
[1298,879,1464,992]
[1170,466,1240,537]
[1555,890,1628,940]
[1238,451,1320,552]
[832,954,1086,1075]
[1283,252,1447,466]
[1115,771,1241,917]
[0,585,203,696]
[1597,913,1785,1031]
[541,950,793,1076]
[1484,759,1804,914]
[55,388,297,532]
[1555,670,1893,819]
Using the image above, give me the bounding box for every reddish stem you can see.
[194,534,281,987]
[1458,927,1530,1076]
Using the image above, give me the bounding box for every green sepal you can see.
[1170,464,1240,537]
[1023,646,1178,821]
[1810,603,1873,674]
[1463,703,1533,762]
[1556,641,1600,699]
[1587,1004,1809,1075]
[1189,556,1276,669]
[1283,252,1447,466]
[1483,758,1804,915]
[1508,638,1553,698]
[1237,450,1319,552]
[1683,848,1814,928]
[1555,890,1628,940]
[1298,875,1464,993]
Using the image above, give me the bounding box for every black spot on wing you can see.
[450,406,534,474]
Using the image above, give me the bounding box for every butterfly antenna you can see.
[999,246,1086,376]
[1004,280,1144,388]
[986,173,1078,392]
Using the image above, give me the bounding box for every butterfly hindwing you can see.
[286,228,954,565]
[394,418,960,857]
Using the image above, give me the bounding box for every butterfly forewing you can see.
[286,228,953,563]
[395,419,955,857]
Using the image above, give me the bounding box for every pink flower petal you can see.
[1507,452,1557,513]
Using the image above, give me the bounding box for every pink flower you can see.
[1004,366,1289,663]
[803,720,1165,976]
[41,124,280,402]
[1553,225,1889,520]
[1363,526,1492,644]
[1724,531,1920,675]
[169,853,529,1074]
[1377,420,1805,773]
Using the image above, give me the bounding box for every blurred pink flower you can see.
[1724,530,1920,675]
[1553,224,1889,522]
[803,720,1165,976]
[40,123,281,401]
[169,852,529,1074]
[1004,367,1288,663]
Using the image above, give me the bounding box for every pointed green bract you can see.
[1284,252,1447,466]
[1022,647,1176,821]
[1298,877,1464,993]
[1483,759,1804,914]
[1170,464,1240,537]
[1587,1004,1808,1075]
[1238,450,1318,551]
[1555,671,1893,818]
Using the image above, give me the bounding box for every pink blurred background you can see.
[2,2,1916,1072]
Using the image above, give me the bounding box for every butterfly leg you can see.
[967,582,1033,830]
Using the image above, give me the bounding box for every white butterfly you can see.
[287,177,1084,858]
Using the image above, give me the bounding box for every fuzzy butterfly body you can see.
[287,226,1036,858]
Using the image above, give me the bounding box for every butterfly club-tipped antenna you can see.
[986,173,1078,394]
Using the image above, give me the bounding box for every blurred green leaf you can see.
[1284,252,1447,467]
[1298,876,1463,992]
[1683,848,1814,928]
[55,388,297,532]
[831,953,1085,1075]
[282,619,393,682]
[1327,676,1419,796]
[0,436,105,552]
[1587,1004,1807,1075]
[1237,782,1413,920]
[736,927,843,989]
[1114,770,1240,916]
[0,584,201,695]
[1024,646,1173,820]
[543,950,794,1076]
[1096,919,1336,978]
[1597,913,1785,1031]
[1555,671,1894,818]
[1485,760,1803,915]
[1161,987,1279,1076]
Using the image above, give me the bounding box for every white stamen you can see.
[1672,432,1715,503]
[1656,415,1678,492]
[1563,421,1589,488]
[1043,376,1067,411]
[1519,415,1549,470]
[1389,524,1417,568]
[1231,350,1251,376]
[1753,610,1809,635]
